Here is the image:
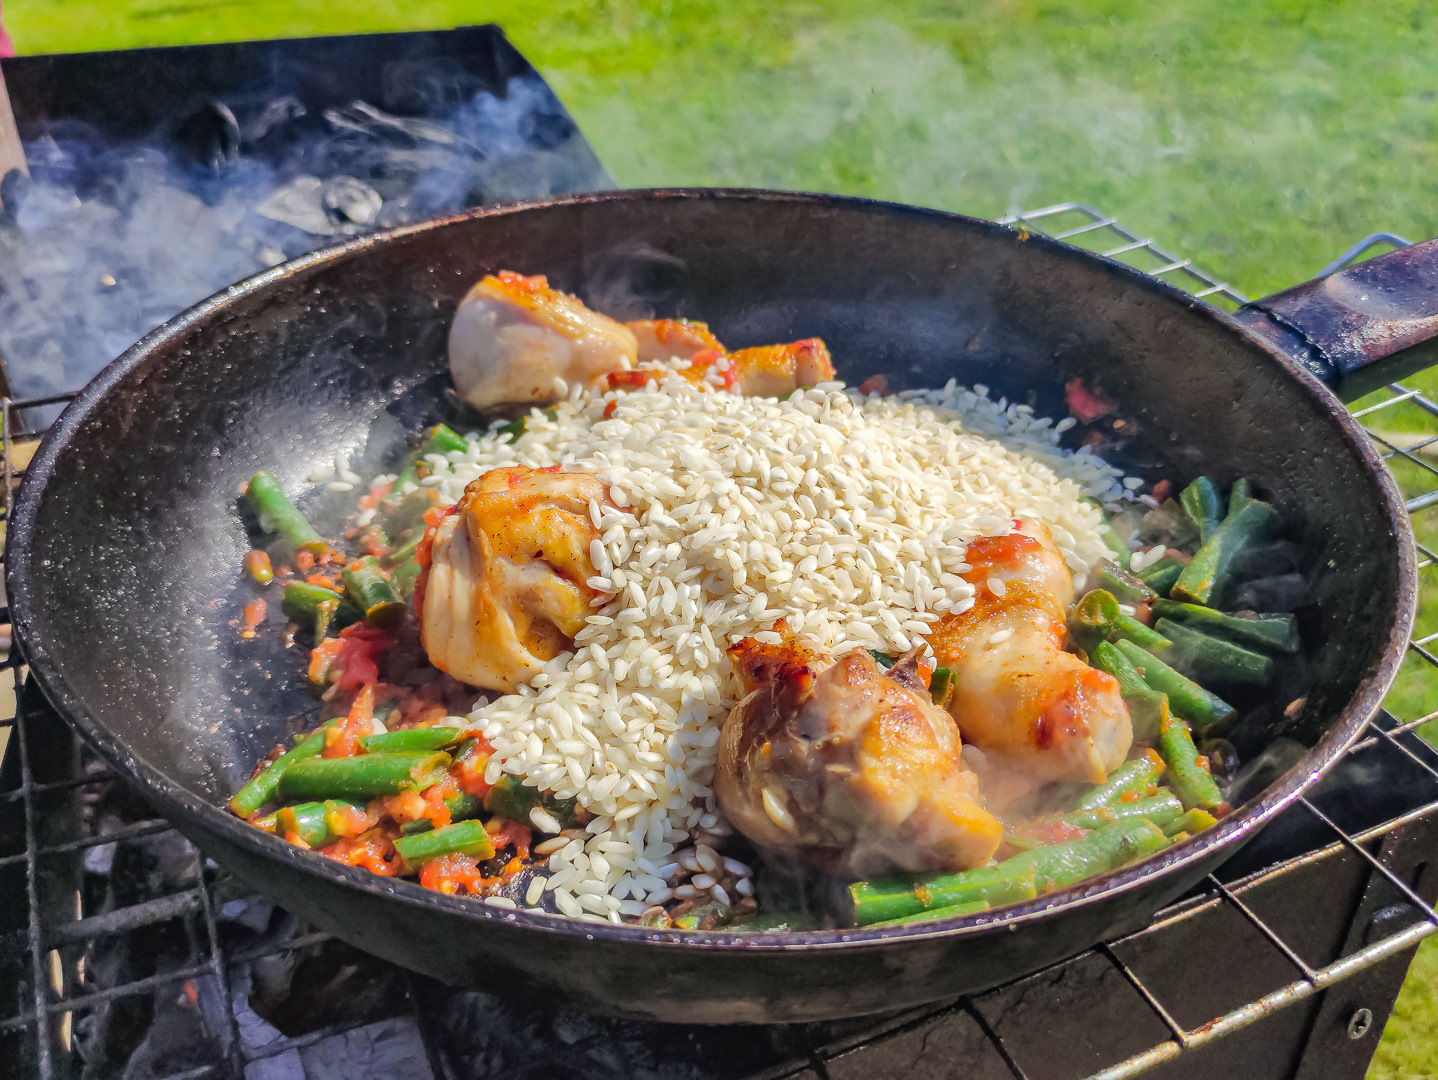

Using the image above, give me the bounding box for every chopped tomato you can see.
[419,853,487,894]
[328,801,380,837]
[326,623,397,691]
[606,369,652,391]
[319,830,400,876]
[240,599,266,640]
[324,683,375,758]
[244,550,273,584]
[308,637,344,686]
[603,400,619,419]
[857,374,889,396]
[454,740,495,800]
[1150,479,1172,504]
[488,817,532,861]
[359,480,394,511]
[295,549,316,573]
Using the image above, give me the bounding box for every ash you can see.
[0,75,605,419]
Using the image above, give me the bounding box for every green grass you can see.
[6,1,1438,1073]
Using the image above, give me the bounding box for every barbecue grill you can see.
[1,28,1436,1079]
[0,204,1432,1079]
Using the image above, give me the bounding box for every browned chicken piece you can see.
[726,339,836,397]
[716,630,1003,878]
[929,519,1133,784]
[448,271,638,411]
[626,318,726,363]
[420,465,606,693]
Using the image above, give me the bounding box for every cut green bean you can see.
[228,720,336,816]
[849,863,1039,926]
[1150,599,1299,655]
[1090,642,1168,741]
[1072,749,1165,810]
[392,560,422,599]
[1171,498,1280,606]
[1166,808,1221,836]
[445,792,484,822]
[1156,705,1227,813]
[341,556,406,628]
[281,581,362,629]
[1006,818,1170,893]
[1228,477,1252,515]
[1113,638,1236,733]
[382,531,423,568]
[1179,477,1224,542]
[483,775,578,829]
[1111,614,1172,654]
[394,424,469,490]
[929,668,955,708]
[1070,589,1120,651]
[246,472,327,556]
[1137,557,1184,597]
[275,798,368,848]
[314,597,339,644]
[1153,618,1274,687]
[360,726,465,753]
[1067,792,1185,832]
[1095,561,1157,604]
[868,650,897,669]
[392,818,495,865]
[278,751,451,801]
[864,899,991,928]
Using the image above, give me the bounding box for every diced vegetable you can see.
[278,751,452,801]
[483,775,578,828]
[1137,557,1184,596]
[848,863,1039,926]
[1166,808,1221,836]
[1089,642,1167,741]
[228,720,337,817]
[1067,792,1185,832]
[360,727,466,753]
[1155,703,1227,813]
[393,819,495,866]
[929,667,955,708]
[1069,589,1120,652]
[1153,618,1274,687]
[1071,749,1164,810]
[281,581,362,629]
[246,471,328,556]
[1171,497,1280,606]
[1112,638,1236,733]
[341,556,406,628]
[863,898,991,928]
[1005,818,1170,892]
[1150,599,1299,655]
[1179,476,1224,542]
[1111,614,1171,654]
[1096,561,1157,604]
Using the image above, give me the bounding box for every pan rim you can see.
[5,186,1418,951]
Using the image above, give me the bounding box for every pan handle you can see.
[1231,237,1438,402]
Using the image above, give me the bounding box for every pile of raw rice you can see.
[395,373,1136,923]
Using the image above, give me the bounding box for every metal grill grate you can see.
[1,206,1435,1080]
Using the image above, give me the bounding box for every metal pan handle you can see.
[1232,236,1438,402]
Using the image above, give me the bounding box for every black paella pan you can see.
[7,189,1437,1023]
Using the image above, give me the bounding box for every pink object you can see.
[0,3,13,58]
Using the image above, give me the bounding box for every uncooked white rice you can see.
[409,373,1136,920]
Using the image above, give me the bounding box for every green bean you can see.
[863,899,991,928]
[246,471,328,557]
[281,581,362,629]
[483,775,578,829]
[392,560,423,600]
[1067,792,1185,832]
[228,720,336,816]
[1095,561,1157,605]
[445,792,484,822]
[275,798,368,848]
[382,531,423,568]
[394,424,469,490]
[251,812,279,832]
[1005,818,1170,893]
[314,597,340,644]
[1150,599,1299,655]
[1100,521,1132,562]
[1071,748,1165,809]
[277,751,451,801]
[392,819,495,865]
[360,727,465,753]
[341,556,406,628]
[1166,808,1221,836]
[1113,638,1236,733]
[1070,589,1120,651]
[848,863,1039,926]
[1179,476,1224,542]
[1156,706,1227,813]
[929,668,955,708]
[1111,614,1172,654]
[1137,557,1184,597]
[868,650,897,669]
[1228,477,1252,515]
[1153,618,1274,687]
[1089,642,1168,741]
[1171,498,1280,606]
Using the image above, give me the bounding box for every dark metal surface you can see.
[1234,238,1438,400]
[3,189,1423,1022]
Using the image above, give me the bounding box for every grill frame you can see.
[0,205,1433,1078]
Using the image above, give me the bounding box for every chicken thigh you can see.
[716,631,1002,878]
[449,271,638,411]
[420,466,606,693]
[929,519,1132,784]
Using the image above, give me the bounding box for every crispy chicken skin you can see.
[421,466,605,693]
[716,632,1002,877]
[930,519,1132,784]
[448,271,638,411]
[626,318,726,363]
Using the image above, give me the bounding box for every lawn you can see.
[6,0,1438,1074]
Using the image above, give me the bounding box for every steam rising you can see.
[0,75,609,415]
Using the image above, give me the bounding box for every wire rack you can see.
[0,204,1434,1080]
